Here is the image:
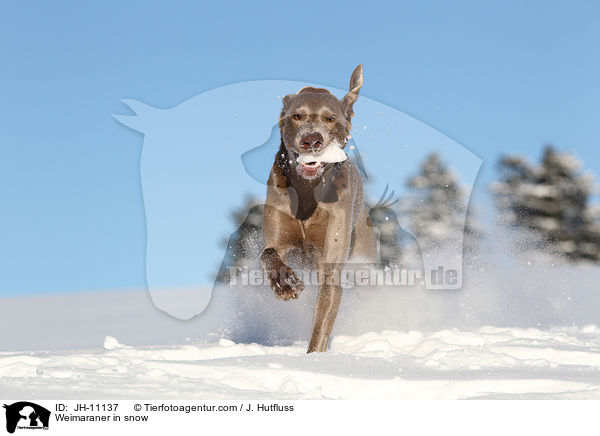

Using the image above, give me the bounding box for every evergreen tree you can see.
[401,153,480,259]
[493,146,600,261]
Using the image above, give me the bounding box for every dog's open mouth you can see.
[298,160,323,178]
[294,144,347,179]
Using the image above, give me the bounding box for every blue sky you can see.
[1,1,599,296]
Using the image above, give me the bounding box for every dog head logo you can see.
[3,402,50,433]
[115,77,481,319]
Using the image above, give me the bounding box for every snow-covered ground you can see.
[3,326,600,399]
[2,263,600,399]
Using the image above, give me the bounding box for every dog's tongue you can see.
[296,145,348,165]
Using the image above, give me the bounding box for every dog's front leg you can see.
[307,209,352,353]
[261,204,305,300]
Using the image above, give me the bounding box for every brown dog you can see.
[260,65,377,353]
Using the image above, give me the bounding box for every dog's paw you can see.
[267,266,304,301]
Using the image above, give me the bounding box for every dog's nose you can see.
[301,132,324,151]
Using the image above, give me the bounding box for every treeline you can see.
[493,146,600,261]
[218,145,600,279]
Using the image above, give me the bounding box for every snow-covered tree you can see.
[401,153,480,261]
[215,196,264,283]
[493,146,600,262]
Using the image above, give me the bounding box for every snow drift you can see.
[3,327,600,399]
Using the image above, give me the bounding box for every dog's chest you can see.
[294,164,350,212]
[299,206,330,252]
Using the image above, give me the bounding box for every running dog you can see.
[260,65,377,353]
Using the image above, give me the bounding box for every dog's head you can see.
[279,65,363,179]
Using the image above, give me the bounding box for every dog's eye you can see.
[325,115,336,122]
[291,114,304,121]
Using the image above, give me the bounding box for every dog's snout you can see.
[300,132,324,151]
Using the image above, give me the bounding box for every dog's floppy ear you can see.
[340,64,363,121]
[279,94,295,127]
